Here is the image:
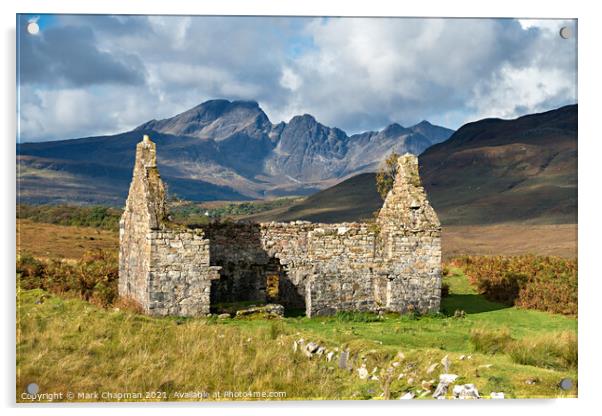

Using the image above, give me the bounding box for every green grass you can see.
[16,268,577,401]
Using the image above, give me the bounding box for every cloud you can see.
[17,15,577,142]
[18,18,146,87]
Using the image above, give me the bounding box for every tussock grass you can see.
[469,328,577,371]
[507,331,577,371]
[470,327,513,355]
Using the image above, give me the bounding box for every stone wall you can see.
[119,136,442,317]
[119,135,220,316]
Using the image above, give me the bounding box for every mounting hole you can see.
[26,382,39,395]
[27,21,40,35]
[559,26,571,39]
[559,378,573,390]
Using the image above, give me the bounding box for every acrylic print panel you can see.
[16,14,577,402]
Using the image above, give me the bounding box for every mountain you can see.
[17,99,453,205]
[245,105,577,225]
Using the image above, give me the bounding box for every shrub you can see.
[469,327,513,354]
[17,250,119,308]
[17,204,121,231]
[375,152,400,200]
[452,255,577,315]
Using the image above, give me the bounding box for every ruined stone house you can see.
[119,135,442,317]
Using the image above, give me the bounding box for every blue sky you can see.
[17,14,577,142]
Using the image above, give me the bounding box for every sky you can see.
[17,15,577,142]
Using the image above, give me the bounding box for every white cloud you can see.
[17,15,577,141]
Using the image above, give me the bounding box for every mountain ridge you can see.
[244,104,577,225]
[18,99,454,204]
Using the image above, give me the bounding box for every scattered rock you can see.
[358,364,369,380]
[454,309,466,318]
[452,384,480,399]
[303,342,320,357]
[421,380,435,390]
[338,350,349,369]
[441,355,451,372]
[395,351,406,361]
[326,351,335,362]
[426,363,439,374]
[316,347,326,356]
[397,373,405,380]
[459,355,467,360]
[525,377,539,385]
[432,374,458,399]
[490,392,505,399]
[293,340,299,353]
[399,392,415,400]
[392,361,400,368]
[478,364,493,369]
[370,375,379,381]
[217,313,231,319]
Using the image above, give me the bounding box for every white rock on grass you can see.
[358,365,369,380]
[432,374,459,399]
[490,392,505,399]
[399,392,415,400]
[326,351,335,362]
[441,355,451,372]
[452,384,480,399]
[426,363,439,374]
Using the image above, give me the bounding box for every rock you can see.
[399,392,415,400]
[338,350,349,369]
[217,313,231,319]
[441,355,451,372]
[452,384,480,399]
[490,392,505,399]
[235,303,284,318]
[326,351,335,362]
[525,377,539,385]
[421,380,434,390]
[439,374,459,384]
[370,375,379,381]
[478,364,493,369]
[397,373,405,380]
[303,342,320,357]
[426,363,439,374]
[316,347,326,356]
[293,340,298,353]
[459,354,467,360]
[395,351,406,361]
[358,365,369,380]
[432,374,458,399]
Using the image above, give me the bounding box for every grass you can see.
[16,266,577,401]
[17,219,118,260]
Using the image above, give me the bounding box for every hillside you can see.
[248,105,577,225]
[17,99,453,205]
